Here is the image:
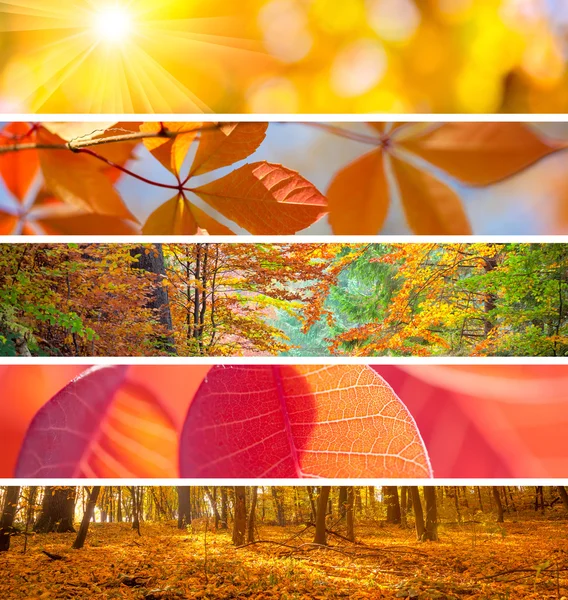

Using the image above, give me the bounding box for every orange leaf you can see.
[143,194,198,235]
[400,123,557,186]
[191,162,327,234]
[42,122,117,142]
[189,122,268,176]
[391,156,472,234]
[0,123,40,202]
[143,194,235,235]
[190,204,235,235]
[38,213,141,235]
[180,365,432,478]
[368,123,387,134]
[326,149,389,234]
[140,122,202,176]
[37,128,134,219]
[0,211,18,234]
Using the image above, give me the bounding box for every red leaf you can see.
[15,366,178,478]
[179,365,432,478]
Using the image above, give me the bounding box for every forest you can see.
[1,485,568,599]
[1,242,566,357]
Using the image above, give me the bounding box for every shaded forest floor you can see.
[2,518,568,599]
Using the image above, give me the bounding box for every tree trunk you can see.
[306,487,317,522]
[313,486,331,545]
[34,487,76,533]
[400,486,408,528]
[483,254,498,336]
[0,486,20,551]
[558,486,568,511]
[177,487,191,529]
[383,486,401,524]
[117,487,123,522]
[131,243,176,354]
[423,487,438,541]
[477,486,484,512]
[131,487,141,535]
[338,487,348,518]
[232,487,247,545]
[410,487,425,541]
[72,486,101,549]
[247,486,258,543]
[271,487,286,526]
[220,487,228,530]
[493,487,504,523]
[345,487,355,542]
[203,486,221,527]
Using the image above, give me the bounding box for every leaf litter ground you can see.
[2,519,568,599]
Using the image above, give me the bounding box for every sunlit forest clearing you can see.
[1,242,566,357]
[1,486,568,599]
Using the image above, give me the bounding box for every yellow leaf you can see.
[143,194,198,235]
[143,194,235,235]
[140,122,202,176]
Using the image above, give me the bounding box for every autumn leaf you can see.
[143,194,234,235]
[39,213,141,235]
[179,365,432,478]
[390,157,471,234]
[37,128,135,220]
[192,162,327,234]
[0,211,18,234]
[325,122,558,234]
[326,150,389,234]
[0,123,39,203]
[15,366,178,478]
[400,123,557,186]
[42,122,118,143]
[140,122,202,176]
[189,122,268,176]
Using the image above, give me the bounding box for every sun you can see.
[0,0,271,113]
[92,5,133,44]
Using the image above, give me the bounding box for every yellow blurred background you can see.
[1,0,568,113]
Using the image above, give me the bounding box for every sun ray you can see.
[5,31,95,108]
[0,0,271,112]
[31,42,99,112]
[122,42,210,112]
[0,0,73,20]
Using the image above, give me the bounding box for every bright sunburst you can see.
[0,0,270,113]
[91,4,134,44]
